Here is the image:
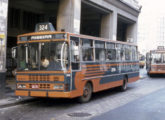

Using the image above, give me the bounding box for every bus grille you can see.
[29,75,50,81]
[17,75,63,82]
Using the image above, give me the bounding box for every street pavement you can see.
[0,77,34,109]
[91,87,165,120]
[0,68,165,120]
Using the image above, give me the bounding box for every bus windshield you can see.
[151,52,165,64]
[17,42,69,71]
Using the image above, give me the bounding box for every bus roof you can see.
[18,31,137,46]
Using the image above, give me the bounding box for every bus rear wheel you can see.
[120,77,128,91]
[78,83,92,103]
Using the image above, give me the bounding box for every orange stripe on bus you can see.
[128,76,139,83]
[17,75,64,82]
[94,80,123,92]
[48,92,71,98]
[18,31,67,37]
[17,71,70,74]
[85,72,104,76]
[85,67,105,70]
[82,63,138,68]
[85,70,107,73]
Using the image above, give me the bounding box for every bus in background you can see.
[139,53,145,68]
[13,22,139,103]
[146,46,165,77]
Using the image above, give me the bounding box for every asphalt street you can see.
[1,68,165,120]
[91,87,165,120]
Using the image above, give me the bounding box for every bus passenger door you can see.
[70,37,81,71]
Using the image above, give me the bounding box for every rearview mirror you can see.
[11,47,17,59]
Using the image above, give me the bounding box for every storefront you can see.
[0,0,8,98]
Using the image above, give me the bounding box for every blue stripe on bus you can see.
[99,72,139,84]
[100,75,123,84]
[128,72,139,78]
[72,72,76,90]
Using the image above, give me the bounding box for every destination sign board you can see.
[35,22,55,32]
[19,34,67,41]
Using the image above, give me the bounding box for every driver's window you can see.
[70,36,80,70]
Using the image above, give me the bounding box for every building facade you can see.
[156,16,165,47]
[0,0,140,97]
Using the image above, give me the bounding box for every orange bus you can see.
[146,46,165,77]
[14,23,139,102]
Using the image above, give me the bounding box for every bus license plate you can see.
[32,85,39,89]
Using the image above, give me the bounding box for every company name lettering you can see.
[31,35,52,40]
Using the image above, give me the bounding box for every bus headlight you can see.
[54,85,64,90]
[17,84,26,89]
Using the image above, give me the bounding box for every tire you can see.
[120,77,128,92]
[78,83,92,103]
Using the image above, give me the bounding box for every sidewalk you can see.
[0,77,33,109]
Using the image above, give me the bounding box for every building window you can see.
[23,11,44,30]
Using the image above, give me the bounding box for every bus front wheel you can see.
[78,82,92,103]
[120,77,128,91]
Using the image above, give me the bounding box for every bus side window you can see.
[82,39,94,61]
[121,45,125,61]
[125,45,132,61]
[116,44,121,61]
[95,41,105,61]
[106,43,116,61]
[70,36,80,70]
[132,46,136,61]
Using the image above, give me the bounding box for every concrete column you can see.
[100,11,117,41]
[126,22,137,43]
[100,14,111,39]
[57,0,81,34]
[0,0,8,98]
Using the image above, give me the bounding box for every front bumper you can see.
[15,90,72,98]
